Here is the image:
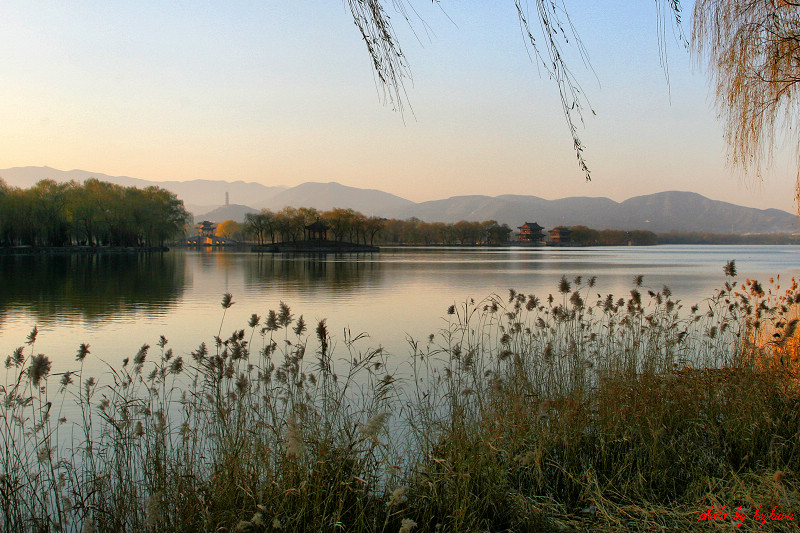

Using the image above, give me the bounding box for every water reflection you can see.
[0,252,185,326]
[0,246,797,373]
[244,253,384,291]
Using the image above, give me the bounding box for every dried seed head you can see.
[26,326,38,346]
[7,346,24,368]
[361,412,390,439]
[293,314,307,336]
[60,371,74,389]
[724,260,737,277]
[221,293,234,309]
[134,344,149,372]
[76,343,90,362]
[169,356,184,375]
[388,486,409,507]
[399,518,417,533]
[250,513,264,527]
[29,354,51,386]
[559,276,571,294]
[37,446,52,463]
[266,310,279,331]
[285,414,305,457]
[278,301,294,327]
[236,372,249,395]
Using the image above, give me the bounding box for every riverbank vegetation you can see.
[0,178,190,247]
[2,262,797,531]
[244,208,513,247]
[567,226,658,246]
[245,207,799,247]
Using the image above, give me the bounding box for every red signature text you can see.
[696,505,794,528]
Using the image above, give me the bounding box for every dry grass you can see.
[1,262,798,532]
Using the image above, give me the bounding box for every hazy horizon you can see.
[2,2,798,213]
[4,164,798,215]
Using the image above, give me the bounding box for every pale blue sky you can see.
[1,1,797,212]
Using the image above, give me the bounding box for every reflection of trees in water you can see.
[245,253,383,291]
[0,253,185,324]
[195,247,239,271]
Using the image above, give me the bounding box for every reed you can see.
[1,262,797,532]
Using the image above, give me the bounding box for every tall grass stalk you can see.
[1,264,798,531]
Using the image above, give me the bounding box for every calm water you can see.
[1,245,799,375]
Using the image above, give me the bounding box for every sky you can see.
[1,1,798,213]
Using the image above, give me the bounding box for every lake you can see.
[1,245,799,376]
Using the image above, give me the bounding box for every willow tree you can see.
[693,0,800,201]
[351,1,800,204]
[347,0,685,182]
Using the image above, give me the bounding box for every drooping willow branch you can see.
[347,0,414,114]
[347,1,686,182]
[693,0,800,188]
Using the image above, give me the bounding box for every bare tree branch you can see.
[349,1,687,183]
[693,0,800,193]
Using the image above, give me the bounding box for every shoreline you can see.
[250,240,379,253]
[0,245,170,256]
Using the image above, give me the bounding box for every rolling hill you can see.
[2,166,797,234]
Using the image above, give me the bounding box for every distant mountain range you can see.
[0,166,286,215]
[2,166,798,234]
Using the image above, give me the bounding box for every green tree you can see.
[67,178,108,246]
[484,221,512,244]
[31,180,72,246]
[569,225,600,246]
[139,186,191,246]
[0,178,9,245]
[0,179,188,247]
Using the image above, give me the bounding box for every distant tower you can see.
[225,192,229,206]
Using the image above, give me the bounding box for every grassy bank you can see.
[2,262,798,532]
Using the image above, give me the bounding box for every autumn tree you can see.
[483,220,513,244]
[693,1,800,197]
[245,210,277,245]
[365,216,386,246]
[323,208,355,242]
[215,219,245,240]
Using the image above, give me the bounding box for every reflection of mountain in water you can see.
[0,253,186,325]
[244,254,383,292]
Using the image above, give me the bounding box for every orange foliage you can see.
[740,275,800,371]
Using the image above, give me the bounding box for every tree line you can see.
[226,208,668,246]
[568,226,659,246]
[0,178,190,247]
[235,208,513,246]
